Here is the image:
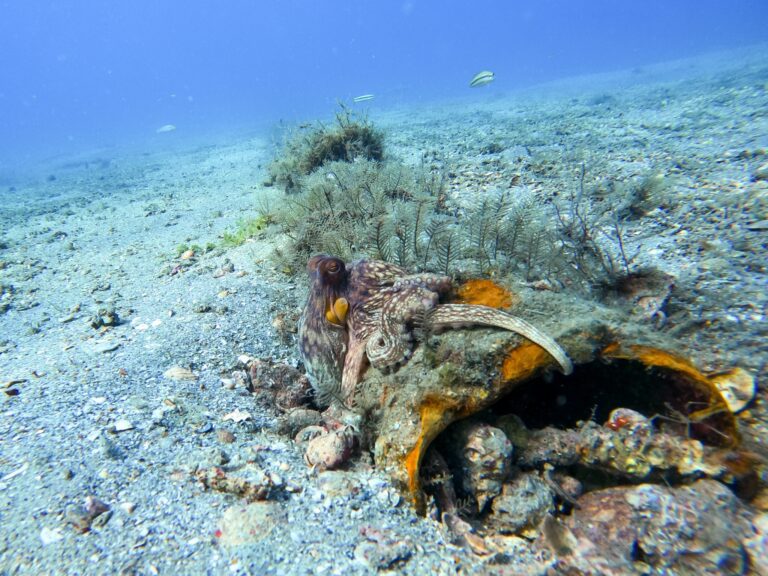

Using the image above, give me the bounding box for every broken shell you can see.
[709,367,756,413]
[163,366,197,381]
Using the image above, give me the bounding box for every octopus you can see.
[298,255,573,407]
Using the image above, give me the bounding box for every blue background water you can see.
[1,0,766,168]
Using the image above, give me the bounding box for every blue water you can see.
[1,0,767,168]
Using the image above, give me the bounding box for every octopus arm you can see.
[341,338,370,405]
[428,304,573,375]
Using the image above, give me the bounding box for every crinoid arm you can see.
[427,304,573,375]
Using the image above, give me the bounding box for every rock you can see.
[744,512,768,575]
[217,429,235,444]
[112,419,134,432]
[490,472,554,536]
[66,496,111,533]
[752,162,768,181]
[353,526,414,570]
[216,502,285,546]
[276,408,323,437]
[40,527,64,545]
[544,480,754,575]
[93,340,120,354]
[246,359,312,409]
[304,427,356,471]
[440,421,512,513]
[316,470,362,498]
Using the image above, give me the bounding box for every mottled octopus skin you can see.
[298,255,572,407]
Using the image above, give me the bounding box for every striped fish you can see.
[353,94,375,103]
[469,71,495,87]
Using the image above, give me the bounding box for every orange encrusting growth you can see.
[404,395,467,496]
[455,279,518,309]
[500,342,554,382]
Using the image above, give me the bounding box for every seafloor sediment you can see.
[0,47,766,574]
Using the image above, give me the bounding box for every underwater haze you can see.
[1,0,767,168]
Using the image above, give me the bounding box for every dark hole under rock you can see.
[491,357,736,448]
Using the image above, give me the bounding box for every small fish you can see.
[353,94,375,103]
[469,71,495,88]
[155,124,177,134]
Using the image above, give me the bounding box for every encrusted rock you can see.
[440,421,513,513]
[246,358,312,409]
[489,472,554,537]
[217,501,285,546]
[276,408,323,437]
[542,479,755,575]
[304,426,356,471]
[353,526,414,570]
[518,417,724,479]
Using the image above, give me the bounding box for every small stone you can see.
[40,527,64,545]
[317,470,361,498]
[120,502,136,514]
[180,249,195,260]
[93,341,120,353]
[217,429,235,444]
[354,526,414,570]
[217,502,285,546]
[113,419,134,432]
[745,513,768,574]
[276,408,323,437]
[753,162,768,181]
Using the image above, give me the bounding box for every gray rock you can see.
[490,472,554,536]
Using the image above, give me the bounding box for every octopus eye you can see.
[319,257,346,286]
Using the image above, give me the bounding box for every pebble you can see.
[354,526,415,570]
[316,470,361,498]
[40,527,64,545]
[217,502,285,546]
[93,341,120,354]
[753,162,768,181]
[112,419,134,432]
[217,429,235,444]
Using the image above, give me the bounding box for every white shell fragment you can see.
[710,367,756,413]
[222,408,252,423]
[163,366,197,381]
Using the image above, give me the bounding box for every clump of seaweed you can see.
[552,163,640,292]
[265,112,653,297]
[268,105,384,193]
[270,158,449,273]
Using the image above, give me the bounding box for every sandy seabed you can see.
[1,46,766,574]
